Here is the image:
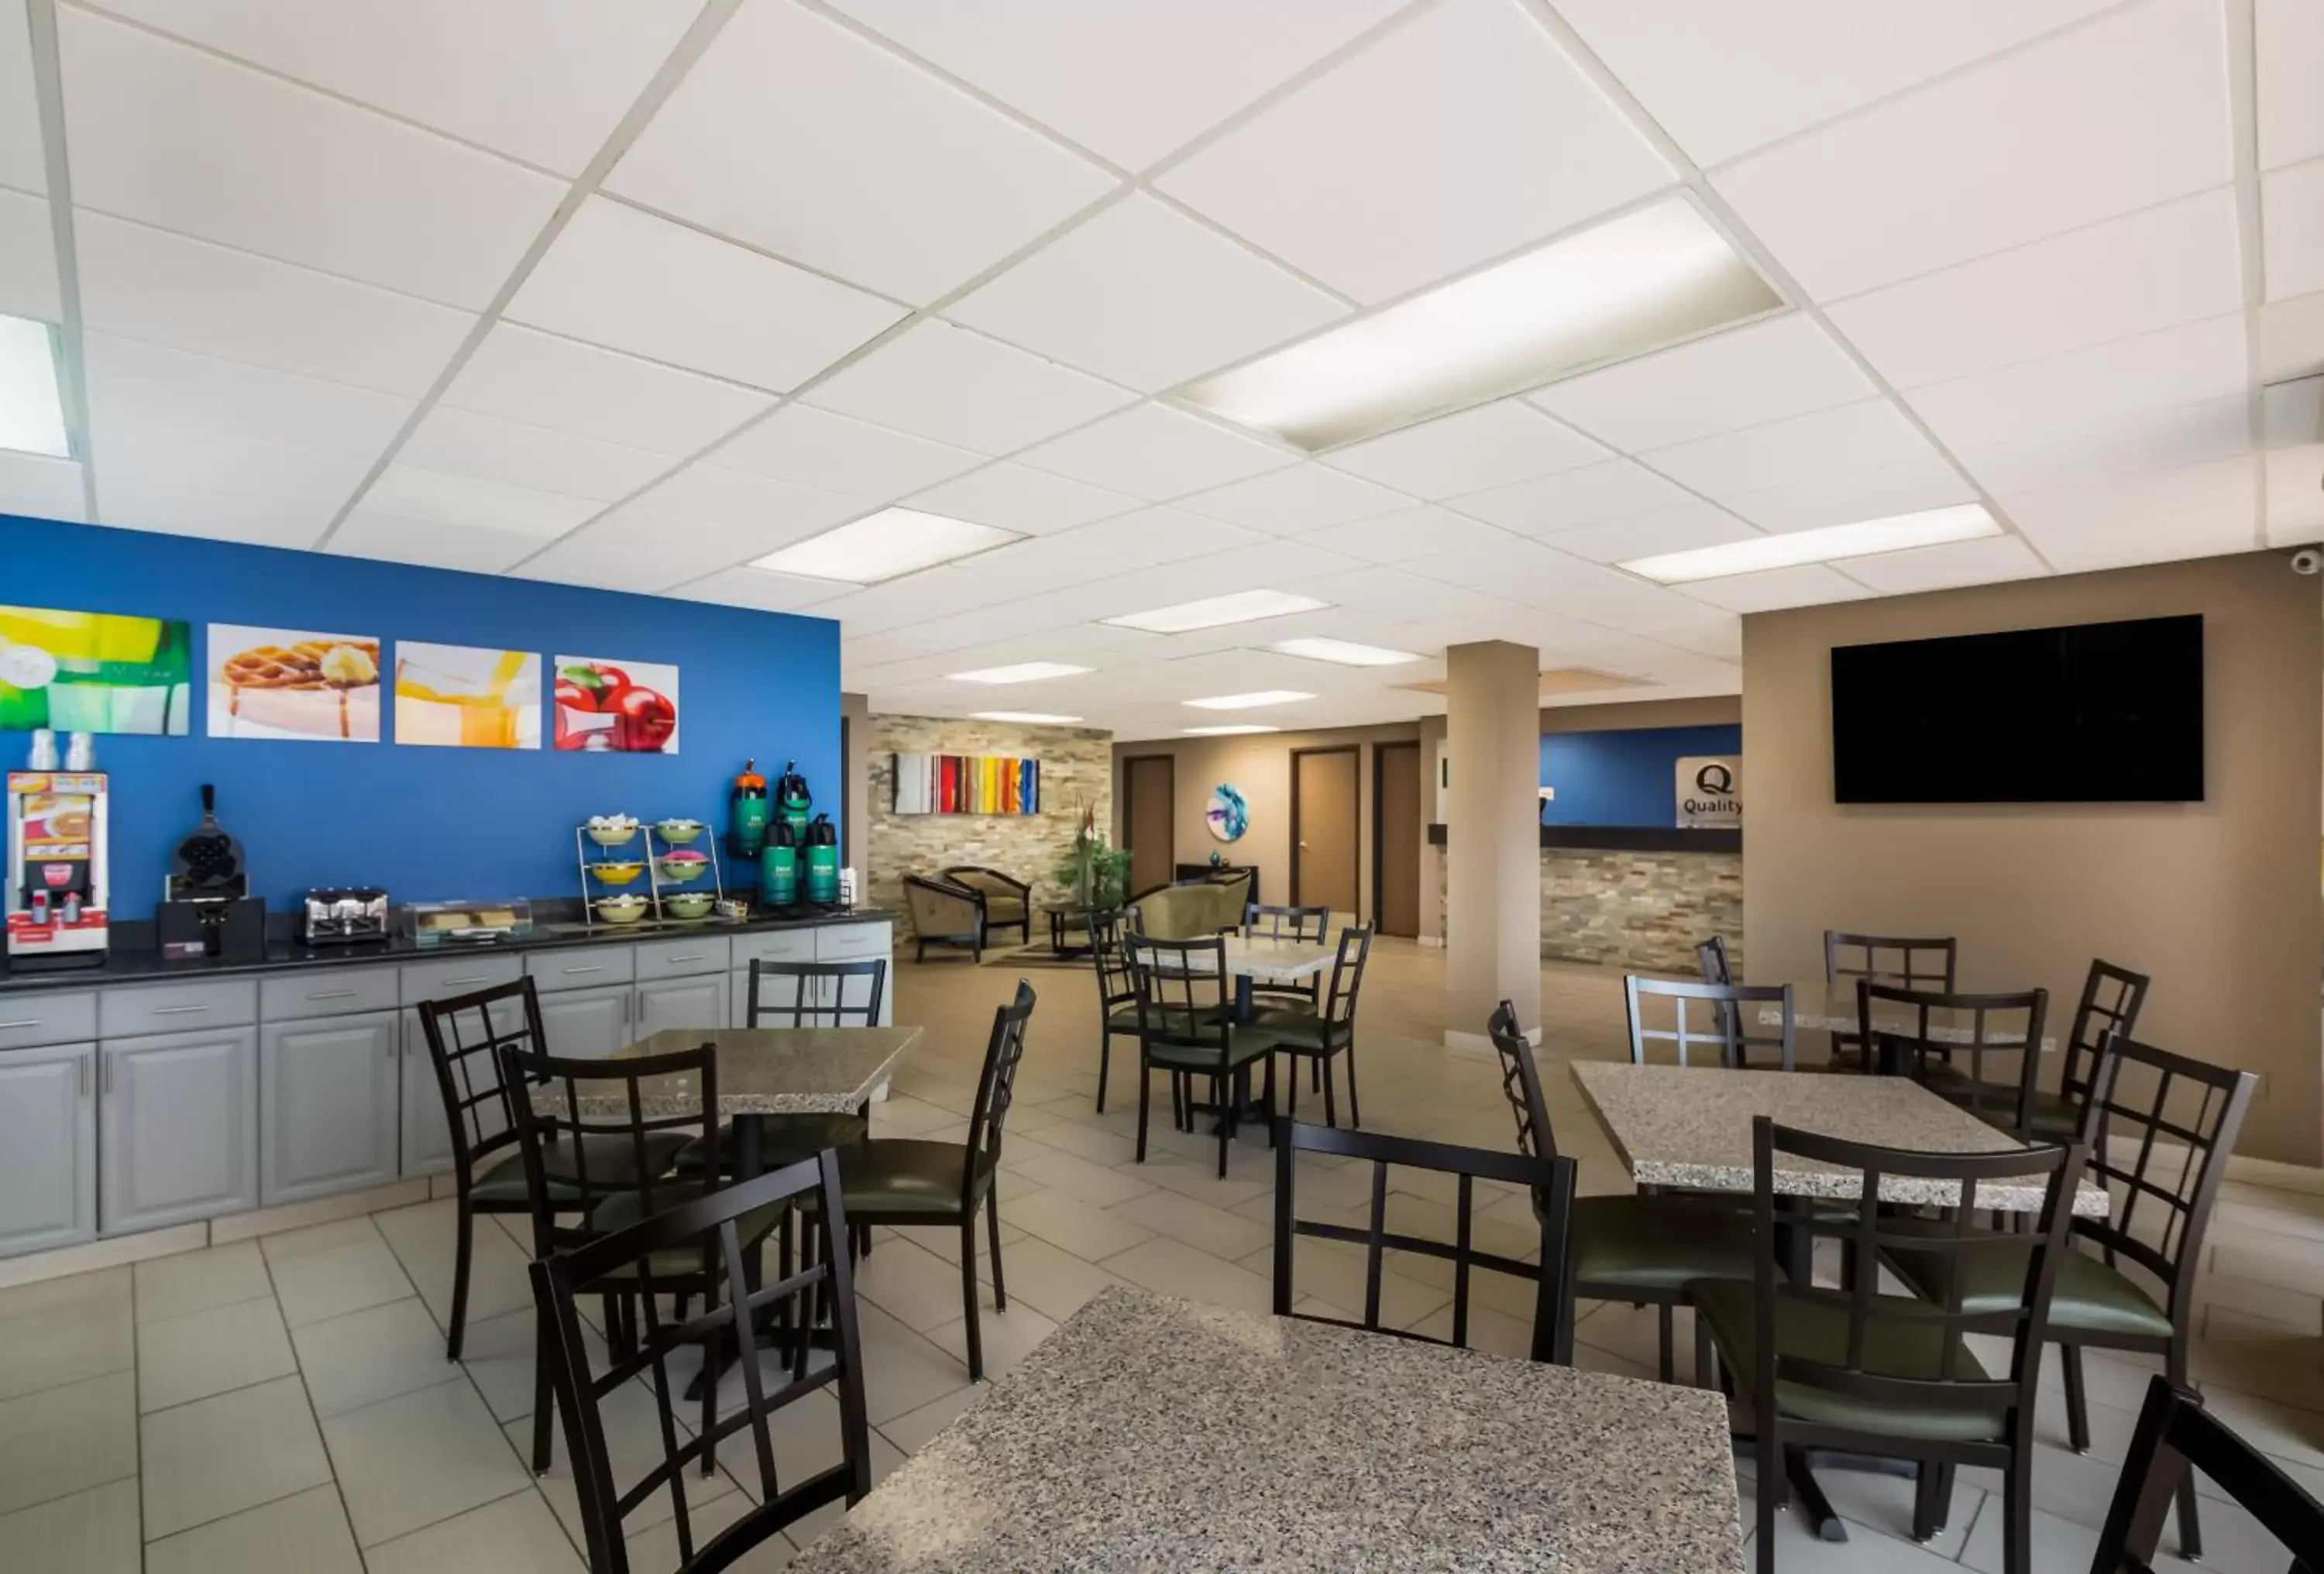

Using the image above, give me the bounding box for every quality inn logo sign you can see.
[1676,756,1741,829]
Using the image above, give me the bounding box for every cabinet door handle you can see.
[663,954,704,964]
[0,1018,43,1030]
[561,965,603,976]
[151,1005,209,1017]
[80,1056,91,1097]
[306,989,360,1002]
[102,1053,114,1095]
[441,975,487,987]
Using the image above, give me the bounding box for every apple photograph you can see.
[394,643,541,750]
[553,655,679,754]
[208,624,381,742]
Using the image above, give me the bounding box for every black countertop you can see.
[0,907,899,995]
[1425,823,1741,854]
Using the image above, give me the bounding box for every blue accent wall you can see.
[1,513,841,909]
[1539,724,1742,827]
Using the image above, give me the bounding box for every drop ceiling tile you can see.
[439,322,772,455]
[945,193,1344,392]
[1715,455,1976,534]
[1676,564,1872,613]
[1321,399,1605,497]
[605,0,1114,304]
[0,186,59,321]
[74,211,474,396]
[2262,290,2324,383]
[1291,504,1514,565]
[0,451,85,523]
[1549,0,2115,168]
[1051,506,1270,565]
[1175,462,1405,534]
[1714,0,2229,304]
[935,534,1150,603]
[1528,315,1874,452]
[398,406,668,503]
[2266,443,2324,544]
[0,0,42,192]
[1156,0,1673,303]
[2267,376,2323,450]
[524,462,871,589]
[507,197,905,392]
[59,7,563,309]
[83,332,412,457]
[803,319,1134,454]
[328,510,541,575]
[1826,189,2244,389]
[93,417,370,547]
[902,462,1136,535]
[2262,157,2324,303]
[1641,400,1941,500]
[95,0,701,177]
[1014,402,1291,498]
[1537,502,1761,565]
[1998,453,2259,569]
[670,567,854,616]
[1902,314,2248,452]
[355,461,602,545]
[1840,534,2051,594]
[2257,0,2324,169]
[1411,532,1707,632]
[1954,394,2254,494]
[706,405,980,502]
[1451,457,1707,537]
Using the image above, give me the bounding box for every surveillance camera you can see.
[2294,548,2324,576]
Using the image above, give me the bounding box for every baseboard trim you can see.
[2102,1134,2324,1198]
[211,1178,430,1245]
[0,1220,207,1291]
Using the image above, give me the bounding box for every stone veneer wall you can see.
[1435,848,1745,974]
[866,714,1113,933]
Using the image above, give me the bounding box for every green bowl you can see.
[662,892,715,919]
[586,824,639,848]
[655,854,707,882]
[593,897,648,924]
[655,820,705,844]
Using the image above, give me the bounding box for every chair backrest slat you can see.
[1625,974,1796,1071]
[1126,935,1232,1061]
[498,1037,714,1266]
[745,958,885,1029]
[1243,902,1329,944]
[1825,930,1958,991]
[1697,934,1734,987]
[1858,980,2047,1136]
[2092,1376,2324,1573]
[1322,925,1372,1026]
[414,978,545,1170]
[1089,909,1137,1007]
[2060,959,2150,1123]
[1487,1000,1556,1164]
[960,981,1037,1196]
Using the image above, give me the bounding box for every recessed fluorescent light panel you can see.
[1184,724,1281,736]
[0,314,70,459]
[1179,197,1781,451]
[971,710,1083,724]
[1273,638,1420,667]
[947,662,1093,684]
[1621,504,2002,583]
[1184,691,1315,711]
[1102,589,1329,634]
[750,507,1017,584]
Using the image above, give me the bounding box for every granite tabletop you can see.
[1757,983,2058,1051]
[1222,936,1336,984]
[536,1025,920,1119]
[1571,1062,2109,1218]
[788,1286,1743,1574]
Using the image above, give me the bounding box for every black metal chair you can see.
[1243,902,1330,1015]
[529,1153,872,1574]
[1490,1001,1755,1383]
[2027,959,2150,1143]
[1624,974,1796,1071]
[1882,1035,2256,1562]
[1857,980,2047,1136]
[415,978,688,1363]
[1825,930,1958,1067]
[1691,1115,2088,1574]
[1127,935,1273,1178]
[1271,1117,1574,1363]
[1089,909,1140,1115]
[671,958,884,1181]
[1697,934,1734,987]
[1246,925,1372,1128]
[2091,1376,2324,1574]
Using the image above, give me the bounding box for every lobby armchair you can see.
[903,872,988,962]
[939,865,1031,947]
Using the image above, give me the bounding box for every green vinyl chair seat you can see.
[1142,1033,1274,1074]
[1879,1220,2174,1341]
[465,1129,693,1207]
[806,1139,997,1219]
[1570,1194,1757,1291]
[585,1182,791,1280]
[1690,1277,2009,1444]
[2020,1088,2082,1141]
[669,1113,868,1176]
[1249,1005,1352,1049]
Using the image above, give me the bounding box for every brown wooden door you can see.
[1122,754,1175,896]
[1292,747,1360,918]
[1373,741,1422,937]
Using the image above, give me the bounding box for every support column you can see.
[1443,640,1541,1050]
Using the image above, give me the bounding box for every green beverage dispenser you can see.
[804,813,841,905]
[773,761,811,843]
[759,817,799,908]
[730,759,768,860]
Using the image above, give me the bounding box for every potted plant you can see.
[1054,805,1132,910]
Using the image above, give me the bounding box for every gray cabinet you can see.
[535,983,631,1060]
[635,974,727,1040]
[0,1043,97,1257]
[100,1026,258,1235]
[400,996,521,1177]
[260,1011,399,1206]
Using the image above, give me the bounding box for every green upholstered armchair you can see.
[939,866,1031,947]
[1130,871,1251,940]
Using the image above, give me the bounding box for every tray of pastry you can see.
[407,897,534,947]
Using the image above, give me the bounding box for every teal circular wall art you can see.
[1205,783,1248,842]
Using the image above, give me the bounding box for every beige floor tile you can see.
[518,1378,734,1545]
[376,1198,535,1332]
[143,1484,362,1574]
[865,1095,963,1137]
[133,1243,272,1325]
[624,1490,796,1573]
[1119,1152,1270,1209]
[291,1296,464,1418]
[721,1387,903,1550]
[269,1234,415,1328]
[1243,1237,1446,1327]
[1109,1187,1273,1261]
[972,1235,1126,1323]
[849,1235,993,1334]
[137,1295,299,1414]
[875,1383,983,1455]
[1007,1150,1155,1208]
[927,1301,1058,1382]
[855,1303,975,1425]
[0,1264,129,1322]
[324,1377,534,1546]
[1017,1119,1139,1168]
[258,1216,382,1263]
[139,1374,332,1539]
[999,1187,1155,1261]
[361,1489,581,1574]
[0,1369,137,1517]
[0,1477,139,1572]
[1109,1235,1276,1315]
[459,1304,607,1425]
[0,1289,135,1402]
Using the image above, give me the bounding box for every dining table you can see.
[787,1284,1745,1572]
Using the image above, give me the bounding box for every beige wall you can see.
[1742,550,2323,1166]
[1542,694,1742,734]
[1111,720,1425,922]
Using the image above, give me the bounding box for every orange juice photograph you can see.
[392,643,541,750]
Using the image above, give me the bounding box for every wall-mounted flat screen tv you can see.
[1831,614,2203,803]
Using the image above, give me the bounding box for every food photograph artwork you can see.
[394,642,541,750]
[207,624,381,742]
[0,603,193,736]
[553,655,680,754]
